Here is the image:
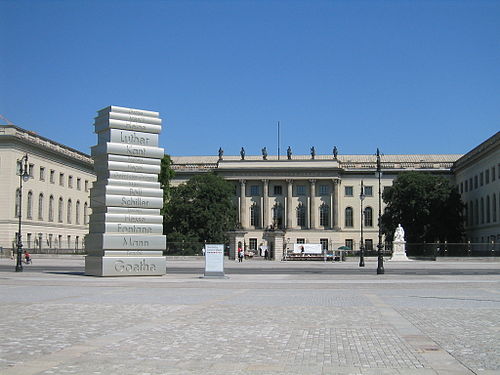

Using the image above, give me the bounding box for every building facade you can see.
[453,132,500,244]
[171,153,461,259]
[0,125,95,256]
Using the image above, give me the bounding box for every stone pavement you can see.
[0,258,499,375]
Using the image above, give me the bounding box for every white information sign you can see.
[293,243,322,254]
[204,244,225,277]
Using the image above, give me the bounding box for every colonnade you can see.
[237,179,341,230]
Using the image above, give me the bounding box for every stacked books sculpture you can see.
[85,106,166,276]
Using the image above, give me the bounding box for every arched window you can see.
[58,197,64,223]
[296,203,306,227]
[272,203,283,228]
[27,191,33,219]
[38,193,44,220]
[319,203,329,227]
[67,199,72,224]
[49,195,54,222]
[75,200,80,224]
[250,202,260,227]
[345,207,353,227]
[364,207,373,227]
[15,188,20,217]
[83,202,88,225]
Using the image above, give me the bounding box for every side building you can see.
[171,152,461,260]
[0,125,95,256]
[453,131,500,244]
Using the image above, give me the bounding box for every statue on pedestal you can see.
[390,224,410,261]
[262,147,268,160]
[394,224,405,242]
[218,147,224,160]
[310,146,316,159]
[333,146,338,159]
[240,147,245,160]
[287,146,292,160]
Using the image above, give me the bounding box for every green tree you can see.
[381,172,464,243]
[158,154,175,203]
[164,172,237,244]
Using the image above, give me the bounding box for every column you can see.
[240,180,248,229]
[262,179,269,229]
[309,179,317,229]
[333,179,340,230]
[286,179,293,229]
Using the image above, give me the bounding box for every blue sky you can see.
[1,0,498,157]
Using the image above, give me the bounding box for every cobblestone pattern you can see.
[398,308,500,373]
[0,303,183,370]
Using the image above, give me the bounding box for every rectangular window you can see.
[344,186,353,196]
[319,185,329,195]
[345,239,353,250]
[50,170,55,184]
[39,167,45,181]
[465,180,468,192]
[365,239,373,251]
[29,163,34,178]
[249,238,257,251]
[85,180,89,192]
[77,178,81,190]
[68,175,73,188]
[480,172,484,186]
[320,238,329,251]
[27,233,32,248]
[364,186,373,196]
[469,178,473,190]
[296,185,306,195]
[59,173,64,186]
[250,185,260,196]
[460,182,463,194]
[296,238,305,244]
[67,235,71,248]
[273,185,282,195]
[492,167,496,181]
[485,170,489,184]
[474,176,478,189]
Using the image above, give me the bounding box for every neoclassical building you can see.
[0,125,95,256]
[171,152,462,259]
[453,131,500,244]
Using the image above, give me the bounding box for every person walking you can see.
[238,247,244,262]
[23,250,31,264]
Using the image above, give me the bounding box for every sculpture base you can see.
[85,255,166,276]
[389,241,411,261]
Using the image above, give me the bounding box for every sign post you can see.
[204,244,225,278]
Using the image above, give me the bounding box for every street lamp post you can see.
[16,154,30,272]
[376,148,385,275]
[359,180,365,267]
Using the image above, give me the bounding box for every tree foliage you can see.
[163,172,237,244]
[381,172,464,243]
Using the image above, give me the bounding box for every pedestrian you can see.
[24,250,31,264]
[238,247,244,262]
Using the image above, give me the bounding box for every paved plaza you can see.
[0,257,499,375]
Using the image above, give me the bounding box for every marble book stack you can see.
[85,105,167,276]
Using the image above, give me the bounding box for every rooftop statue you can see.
[218,147,224,160]
[287,146,292,160]
[240,147,245,160]
[310,146,316,159]
[262,147,268,160]
[333,146,338,159]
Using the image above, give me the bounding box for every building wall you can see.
[171,154,461,257]
[0,126,95,255]
[453,132,500,244]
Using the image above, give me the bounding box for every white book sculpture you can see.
[85,106,167,276]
